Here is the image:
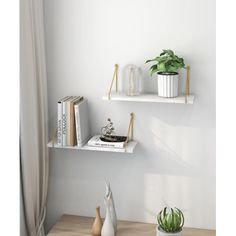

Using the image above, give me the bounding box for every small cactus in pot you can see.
[156,207,184,236]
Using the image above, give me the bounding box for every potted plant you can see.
[146,49,185,98]
[156,207,184,236]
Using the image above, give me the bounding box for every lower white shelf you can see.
[103,92,195,104]
[47,140,138,154]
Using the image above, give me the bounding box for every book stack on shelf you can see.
[57,96,90,147]
[87,117,129,150]
[87,135,127,149]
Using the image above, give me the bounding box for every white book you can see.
[87,135,125,149]
[57,96,69,146]
[62,96,73,146]
[57,99,63,146]
[74,98,90,147]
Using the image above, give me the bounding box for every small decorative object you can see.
[146,49,186,98]
[101,193,115,236]
[105,182,117,232]
[156,207,184,236]
[92,206,103,236]
[101,118,127,143]
[122,64,142,96]
[87,113,134,151]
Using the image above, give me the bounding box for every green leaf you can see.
[145,59,156,63]
[157,63,166,72]
[163,207,168,229]
[173,212,180,232]
[151,68,159,75]
[158,211,165,231]
[150,64,157,70]
[167,213,172,231]
[157,212,162,227]
[175,208,184,229]
[170,208,175,231]
[160,49,174,56]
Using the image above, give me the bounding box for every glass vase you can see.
[122,64,142,96]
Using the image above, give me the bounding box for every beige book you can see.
[67,96,83,146]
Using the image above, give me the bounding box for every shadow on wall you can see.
[132,113,215,228]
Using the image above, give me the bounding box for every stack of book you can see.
[57,96,90,147]
[87,135,127,149]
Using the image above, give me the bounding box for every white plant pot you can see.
[157,72,179,98]
[156,226,182,236]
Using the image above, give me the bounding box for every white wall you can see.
[44,0,215,232]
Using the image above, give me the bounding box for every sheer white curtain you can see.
[20,0,49,235]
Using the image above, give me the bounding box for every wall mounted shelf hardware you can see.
[103,64,195,104]
[48,113,137,153]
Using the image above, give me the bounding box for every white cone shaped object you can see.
[101,195,115,236]
[105,182,117,233]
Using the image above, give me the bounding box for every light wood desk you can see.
[47,215,216,236]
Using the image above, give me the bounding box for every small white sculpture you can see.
[101,192,115,236]
[105,182,117,233]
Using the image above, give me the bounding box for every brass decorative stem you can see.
[108,64,119,99]
[185,65,190,104]
[124,113,134,151]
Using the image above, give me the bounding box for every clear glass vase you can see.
[122,64,142,96]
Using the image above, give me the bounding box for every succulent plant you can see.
[157,207,184,233]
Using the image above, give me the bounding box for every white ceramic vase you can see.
[105,182,117,233]
[101,197,115,236]
[156,226,182,236]
[157,72,179,98]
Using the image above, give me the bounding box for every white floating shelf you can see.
[47,140,138,154]
[103,92,195,104]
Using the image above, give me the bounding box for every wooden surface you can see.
[103,92,195,104]
[47,215,215,236]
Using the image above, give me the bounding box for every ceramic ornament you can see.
[101,194,115,236]
[92,206,103,236]
[105,182,117,233]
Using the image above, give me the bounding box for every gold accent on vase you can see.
[92,206,103,236]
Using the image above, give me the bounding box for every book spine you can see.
[57,101,62,146]
[70,100,75,146]
[74,104,81,145]
[66,99,71,146]
[62,100,67,146]
[91,142,124,148]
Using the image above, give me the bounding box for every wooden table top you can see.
[47,215,216,236]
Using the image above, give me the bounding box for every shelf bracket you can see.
[124,113,134,151]
[108,64,119,100]
[185,65,190,104]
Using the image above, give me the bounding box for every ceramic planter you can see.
[156,226,182,236]
[157,72,179,98]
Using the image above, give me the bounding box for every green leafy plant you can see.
[157,207,184,233]
[146,49,185,75]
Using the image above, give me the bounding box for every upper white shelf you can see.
[103,92,195,104]
[47,140,138,154]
